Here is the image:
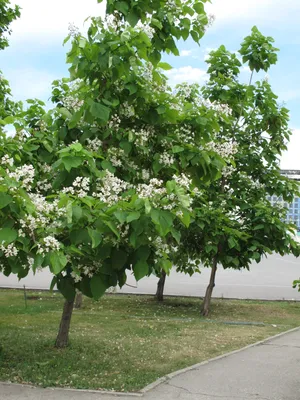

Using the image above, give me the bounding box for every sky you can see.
[1,0,300,169]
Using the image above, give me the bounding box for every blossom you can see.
[1,155,14,167]
[159,152,175,167]
[0,242,18,257]
[93,171,129,206]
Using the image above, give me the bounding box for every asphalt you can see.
[1,253,300,301]
[1,328,300,400]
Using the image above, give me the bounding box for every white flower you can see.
[159,152,175,167]
[0,242,18,257]
[1,155,14,167]
[68,22,80,37]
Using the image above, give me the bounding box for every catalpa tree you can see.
[0,0,225,347]
[174,27,300,315]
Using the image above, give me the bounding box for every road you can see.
[1,253,300,300]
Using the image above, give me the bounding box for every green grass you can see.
[0,289,299,392]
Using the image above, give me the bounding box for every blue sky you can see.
[1,0,300,168]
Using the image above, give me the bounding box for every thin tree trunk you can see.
[74,292,83,309]
[55,299,75,348]
[201,258,218,317]
[155,271,166,301]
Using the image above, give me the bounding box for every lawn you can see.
[0,289,299,392]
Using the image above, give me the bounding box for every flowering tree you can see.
[174,27,300,315]
[0,0,225,347]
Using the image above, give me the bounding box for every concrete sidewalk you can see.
[1,328,300,400]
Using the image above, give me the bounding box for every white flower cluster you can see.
[107,147,125,168]
[93,171,129,206]
[137,178,167,199]
[62,177,90,198]
[68,23,80,37]
[61,79,84,112]
[86,138,102,152]
[159,151,175,167]
[0,242,18,258]
[108,114,121,130]
[37,235,60,255]
[20,195,65,236]
[1,155,14,167]
[152,237,178,265]
[141,169,151,181]
[173,173,192,190]
[38,163,52,174]
[37,179,52,192]
[117,223,130,239]
[134,126,154,147]
[7,165,35,191]
[105,11,124,30]
[137,23,155,40]
[175,125,195,145]
[207,141,238,159]
[120,102,135,118]
[222,165,236,178]
[197,98,232,116]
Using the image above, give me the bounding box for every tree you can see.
[176,27,300,315]
[0,0,224,347]
[0,0,20,50]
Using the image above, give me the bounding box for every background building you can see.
[268,170,300,230]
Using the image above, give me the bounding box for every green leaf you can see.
[0,228,17,244]
[62,156,82,172]
[126,212,141,223]
[50,252,68,275]
[57,107,72,120]
[3,116,15,124]
[127,11,139,27]
[172,145,184,153]
[50,276,57,292]
[88,228,102,249]
[111,249,128,270]
[103,220,120,238]
[133,260,149,281]
[57,276,76,301]
[89,101,111,122]
[158,62,173,70]
[0,193,13,209]
[193,2,205,14]
[125,83,138,95]
[90,275,108,300]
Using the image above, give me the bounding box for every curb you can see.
[1,326,299,398]
[140,325,300,393]
[0,382,142,398]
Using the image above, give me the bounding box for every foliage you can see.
[0,0,20,50]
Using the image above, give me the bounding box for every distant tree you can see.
[175,27,300,316]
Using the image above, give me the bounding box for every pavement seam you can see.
[166,382,272,400]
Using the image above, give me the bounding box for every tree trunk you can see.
[74,292,83,309]
[55,299,75,348]
[201,259,218,317]
[155,271,166,301]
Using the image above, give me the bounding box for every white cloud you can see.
[6,68,56,101]
[206,0,300,25]
[180,50,193,57]
[166,66,207,85]
[10,0,106,41]
[280,129,300,170]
